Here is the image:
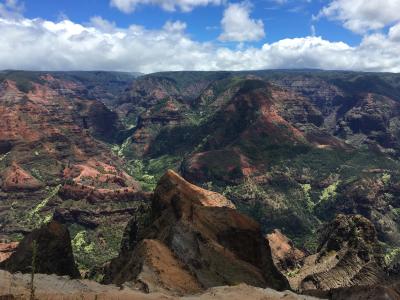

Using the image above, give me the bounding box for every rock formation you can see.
[0,220,80,279]
[0,242,18,263]
[290,214,387,292]
[1,163,44,192]
[267,229,306,273]
[104,170,289,294]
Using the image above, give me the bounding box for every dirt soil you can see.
[0,270,323,300]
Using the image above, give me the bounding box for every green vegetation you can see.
[123,155,181,191]
[382,173,391,185]
[69,222,126,273]
[384,246,400,266]
[28,185,61,227]
[72,231,95,254]
[112,137,132,158]
[286,266,301,278]
[30,168,44,182]
[0,152,9,162]
[222,176,319,251]
[319,180,340,204]
[301,184,314,212]
[125,159,157,191]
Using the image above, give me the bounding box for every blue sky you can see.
[1,0,400,73]
[21,0,361,46]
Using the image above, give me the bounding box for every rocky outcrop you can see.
[1,163,44,192]
[267,229,306,273]
[292,214,387,292]
[0,220,80,279]
[104,170,289,294]
[110,239,202,294]
[0,242,18,263]
[151,169,235,214]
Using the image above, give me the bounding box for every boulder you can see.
[0,220,80,278]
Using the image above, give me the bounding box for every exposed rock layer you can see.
[104,170,289,294]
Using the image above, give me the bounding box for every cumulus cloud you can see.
[110,0,223,13]
[317,0,400,34]
[389,23,400,41]
[1,6,400,73]
[219,2,265,42]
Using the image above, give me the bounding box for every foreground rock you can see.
[0,221,80,279]
[0,270,320,300]
[290,214,387,292]
[104,170,289,294]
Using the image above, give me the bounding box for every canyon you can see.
[1,69,400,299]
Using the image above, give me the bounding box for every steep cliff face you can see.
[104,170,289,294]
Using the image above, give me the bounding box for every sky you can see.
[1,0,400,73]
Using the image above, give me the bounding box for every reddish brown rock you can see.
[1,163,44,192]
[0,242,18,263]
[110,239,202,295]
[104,170,289,294]
[267,229,306,273]
[152,169,235,215]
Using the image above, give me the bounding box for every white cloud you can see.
[110,0,223,12]
[219,2,265,42]
[389,22,400,41]
[1,12,400,73]
[89,16,116,33]
[317,0,400,34]
[0,0,23,19]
